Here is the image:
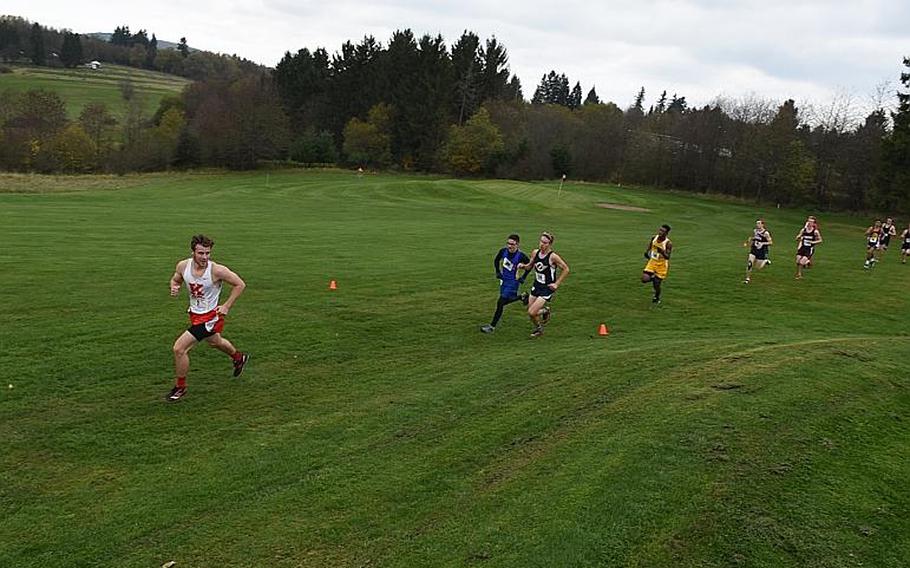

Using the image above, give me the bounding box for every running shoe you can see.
[233,353,250,377]
[165,386,186,402]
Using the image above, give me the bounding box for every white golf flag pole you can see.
[557,173,566,198]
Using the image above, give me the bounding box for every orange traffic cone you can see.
[598,323,609,336]
[329,280,337,290]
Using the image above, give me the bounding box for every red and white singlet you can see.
[183,259,222,325]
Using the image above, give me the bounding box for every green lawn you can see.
[0,170,908,567]
[0,64,190,119]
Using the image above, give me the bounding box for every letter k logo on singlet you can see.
[189,283,204,298]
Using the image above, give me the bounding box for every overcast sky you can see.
[6,1,909,118]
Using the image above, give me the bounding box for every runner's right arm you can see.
[169,260,186,296]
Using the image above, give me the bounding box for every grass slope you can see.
[0,171,908,567]
[0,64,190,119]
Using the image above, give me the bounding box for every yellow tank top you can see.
[648,236,669,263]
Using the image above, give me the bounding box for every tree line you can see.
[0,21,908,213]
[0,16,263,81]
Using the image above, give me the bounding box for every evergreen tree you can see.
[479,37,511,101]
[653,90,667,114]
[110,26,130,46]
[29,23,45,66]
[631,87,645,113]
[532,71,570,106]
[667,94,687,113]
[0,19,20,62]
[880,56,910,210]
[145,34,158,69]
[556,74,570,106]
[177,37,189,58]
[584,87,600,105]
[60,31,82,68]
[273,47,331,132]
[568,82,583,110]
[531,73,549,105]
[451,31,482,125]
[505,75,523,101]
[131,29,149,48]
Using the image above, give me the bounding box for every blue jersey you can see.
[494,248,529,296]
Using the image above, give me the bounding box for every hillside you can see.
[0,63,190,119]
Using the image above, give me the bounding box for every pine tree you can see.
[653,90,667,114]
[0,19,20,62]
[880,57,910,210]
[451,31,482,124]
[505,75,523,101]
[177,37,189,58]
[631,87,645,113]
[568,82,583,110]
[667,94,687,114]
[60,31,82,68]
[145,34,158,68]
[29,23,45,66]
[531,73,549,105]
[111,26,130,46]
[584,87,600,105]
[131,29,149,48]
[479,37,511,101]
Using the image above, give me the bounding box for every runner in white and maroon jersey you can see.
[166,234,249,402]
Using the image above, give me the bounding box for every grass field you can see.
[0,64,190,119]
[1,170,908,567]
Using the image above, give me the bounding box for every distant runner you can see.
[743,219,773,284]
[795,219,822,280]
[642,224,672,304]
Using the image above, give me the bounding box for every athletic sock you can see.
[231,351,244,362]
[176,376,186,388]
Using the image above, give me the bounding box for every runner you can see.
[166,234,249,402]
[480,234,530,333]
[795,219,822,280]
[642,224,672,304]
[517,231,570,338]
[743,219,773,284]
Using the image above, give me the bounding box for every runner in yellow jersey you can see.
[641,224,672,304]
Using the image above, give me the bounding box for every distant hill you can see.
[0,63,190,119]
[84,32,197,53]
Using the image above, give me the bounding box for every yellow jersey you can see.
[644,235,670,279]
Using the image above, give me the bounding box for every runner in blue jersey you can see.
[481,234,531,333]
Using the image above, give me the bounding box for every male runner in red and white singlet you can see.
[166,234,249,402]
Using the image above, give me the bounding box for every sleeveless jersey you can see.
[498,248,524,283]
[532,250,555,289]
[800,229,818,248]
[903,231,910,248]
[183,259,222,314]
[648,236,669,263]
[882,223,894,243]
[751,229,770,249]
[867,228,881,246]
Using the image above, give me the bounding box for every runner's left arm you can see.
[548,254,570,290]
[213,264,246,315]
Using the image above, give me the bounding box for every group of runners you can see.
[482,215,910,338]
[480,225,672,337]
[164,217,910,402]
[863,217,910,268]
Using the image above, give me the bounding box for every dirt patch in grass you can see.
[596,202,652,212]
